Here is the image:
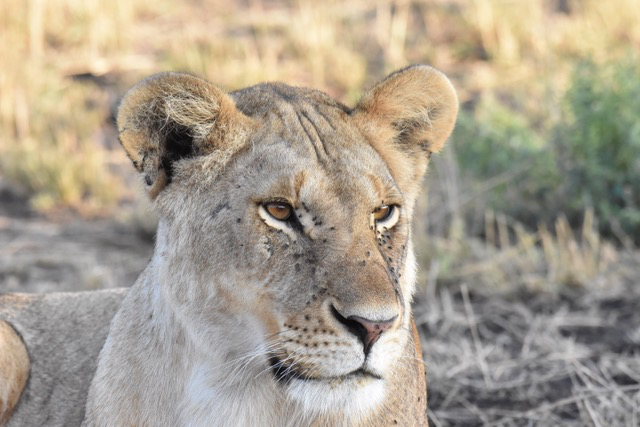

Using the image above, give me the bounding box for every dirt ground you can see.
[416,262,640,426]
[0,183,153,293]
[1,186,638,426]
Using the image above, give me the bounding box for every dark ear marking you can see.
[160,123,197,184]
[144,171,154,186]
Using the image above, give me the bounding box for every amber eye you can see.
[373,205,393,221]
[265,202,293,221]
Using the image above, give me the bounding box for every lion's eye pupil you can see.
[266,203,292,221]
[373,205,392,221]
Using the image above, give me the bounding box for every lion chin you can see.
[269,346,392,420]
[284,372,386,419]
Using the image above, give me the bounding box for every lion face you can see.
[117,67,457,417]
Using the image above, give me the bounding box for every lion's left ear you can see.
[353,65,458,197]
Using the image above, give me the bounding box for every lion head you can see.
[117,65,457,420]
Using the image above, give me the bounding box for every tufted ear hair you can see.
[118,72,253,199]
[353,65,458,198]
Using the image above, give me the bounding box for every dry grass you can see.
[416,251,640,425]
[1,0,639,212]
[416,209,618,293]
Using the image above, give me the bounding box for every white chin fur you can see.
[285,376,385,421]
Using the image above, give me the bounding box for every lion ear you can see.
[353,65,458,196]
[117,72,253,199]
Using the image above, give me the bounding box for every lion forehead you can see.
[231,82,351,117]
[225,83,396,192]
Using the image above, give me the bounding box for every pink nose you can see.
[348,315,396,352]
[331,306,397,355]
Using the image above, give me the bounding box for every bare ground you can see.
[1,189,638,426]
[0,184,153,293]
[417,258,640,426]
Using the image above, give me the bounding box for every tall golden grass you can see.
[2,0,638,211]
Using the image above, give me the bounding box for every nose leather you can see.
[348,315,396,353]
[331,305,397,355]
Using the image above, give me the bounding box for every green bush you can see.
[555,57,640,240]
[452,96,557,221]
[451,57,640,242]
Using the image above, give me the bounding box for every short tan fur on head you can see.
[81,65,459,426]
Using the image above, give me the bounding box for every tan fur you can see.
[2,65,457,426]
[0,322,29,426]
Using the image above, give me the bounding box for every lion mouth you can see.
[269,356,382,384]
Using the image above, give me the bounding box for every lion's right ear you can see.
[118,72,253,199]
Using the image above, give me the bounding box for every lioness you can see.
[0,65,457,426]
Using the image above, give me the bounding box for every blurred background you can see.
[1,0,639,425]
